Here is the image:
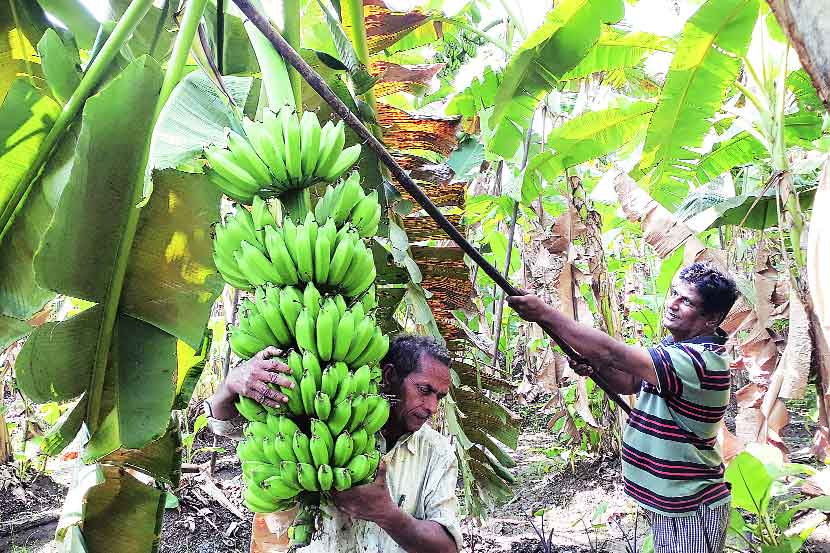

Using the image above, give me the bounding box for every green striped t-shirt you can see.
[622,330,731,516]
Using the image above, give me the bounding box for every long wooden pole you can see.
[229,0,630,415]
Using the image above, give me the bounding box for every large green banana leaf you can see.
[525,100,655,201]
[694,131,767,185]
[561,27,675,81]
[0,1,49,99]
[15,57,223,480]
[634,0,759,210]
[488,0,624,159]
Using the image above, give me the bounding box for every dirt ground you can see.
[2,396,829,553]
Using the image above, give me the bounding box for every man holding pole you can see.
[508,262,739,553]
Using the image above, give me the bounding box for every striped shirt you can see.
[622,330,731,517]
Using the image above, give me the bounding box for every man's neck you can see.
[381,422,407,450]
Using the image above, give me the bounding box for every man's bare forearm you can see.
[539,307,654,386]
[589,364,642,395]
[374,506,457,553]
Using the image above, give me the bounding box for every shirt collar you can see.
[380,425,424,456]
[661,327,728,346]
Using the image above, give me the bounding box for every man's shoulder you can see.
[410,424,454,459]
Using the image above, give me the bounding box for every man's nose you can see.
[423,395,438,415]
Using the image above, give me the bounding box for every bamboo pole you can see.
[229,0,631,415]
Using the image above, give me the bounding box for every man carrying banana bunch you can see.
[205,334,461,553]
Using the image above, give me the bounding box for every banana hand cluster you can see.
[213,197,379,299]
[204,108,361,203]
[236,390,388,512]
[314,172,381,238]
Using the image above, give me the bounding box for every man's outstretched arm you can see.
[507,294,656,390]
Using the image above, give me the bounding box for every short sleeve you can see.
[647,344,702,398]
[423,454,463,549]
[203,401,245,440]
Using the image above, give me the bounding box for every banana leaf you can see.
[634,0,759,210]
[488,0,624,158]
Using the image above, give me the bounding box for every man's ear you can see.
[381,363,397,392]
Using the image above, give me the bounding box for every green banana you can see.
[314,391,332,420]
[263,475,300,500]
[351,428,369,456]
[243,461,280,484]
[344,317,376,364]
[297,462,319,491]
[227,129,272,185]
[237,240,283,285]
[264,226,299,285]
[333,372,352,405]
[366,433,376,453]
[288,523,312,545]
[350,190,380,235]
[273,432,297,462]
[327,399,352,435]
[333,467,352,491]
[317,464,333,492]
[346,454,370,483]
[279,286,304,336]
[323,143,362,182]
[320,367,338,398]
[332,310,355,361]
[332,172,363,225]
[251,193,277,232]
[294,308,318,356]
[300,110,322,176]
[361,285,377,312]
[279,374,304,415]
[334,295,347,319]
[236,396,267,423]
[261,110,291,182]
[340,245,372,293]
[242,300,279,345]
[351,365,371,396]
[294,222,314,282]
[332,431,354,467]
[243,118,286,188]
[302,350,322,387]
[244,421,270,440]
[362,398,390,435]
[207,170,257,203]
[346,266,377,299]
[327,232,356,287]
[364,450,381,481]
[314,235,331,284]
[309,435,330,467]
[300,371,317,415]
[314,184,335,222]
[352,328,390,368]
[311,418,334,452]
[305,213,318,255]
[287,350,303,381]
[314,121,339,177]
[230,329,268,359]
[256,287,292,346]
[292,430,313,465]
[266,412,281,434]
[262,437,281,465]
[282,216,298,262]
[278,415,301,438]
[244,487,281,513]
[315,121,345,178]
[204,146,259,191]
[320,218,337,251]
[315,300,335,362]
[348,394,370,433]
[283,109,302,184]
[280,461,302,490]
[303,282,321,321]
[334,361,349,382]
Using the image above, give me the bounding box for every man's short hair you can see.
[381,334,451,384]
[678,262,739,321]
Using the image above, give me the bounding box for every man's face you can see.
[389,353,451,433]
[663,277,719,341]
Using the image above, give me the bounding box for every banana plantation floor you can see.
[3,398,830,553]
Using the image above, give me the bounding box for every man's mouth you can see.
[664,311,679,322]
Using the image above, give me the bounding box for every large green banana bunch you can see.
[204,109,361,204]
[211,129,392,548]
